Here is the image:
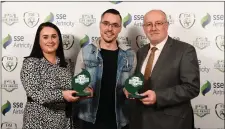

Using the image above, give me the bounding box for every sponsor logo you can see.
[194,104,210,117]
[2,56,18,72]
[200,80,211,96]
[214,60,224,72]
[109,1,122,4]
[1,101,11,116]
[212,82,224,96]
[193,37,210,50]
[133,14,144,27]
[80,35,90,47]
[62,34,74,50]
[2,34,12,49]
[136,35,148,48]
[201,13,211,28]
[198,60,210,73]
[173,37,180,41]
[123,13,132,28]
[1,122,17,129]
[118,36,131,47]
[167,14,174,25]
[2,13,19,25]
[179,13,195,29]
[1,79,18,92]
[215,35,224,51]
[44,12,75,27]
[212,14,224,27]
[23,12,39,28]
[215,103,224,120]
[79,14,96,26]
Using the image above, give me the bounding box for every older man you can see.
[128,9,200,129]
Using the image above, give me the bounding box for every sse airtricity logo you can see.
[2,34,12,49]
[123,13,132,28]
[80,35,90,48]
[201,13,211,28]
[44,12,75,27]
[109,1,122,4]
[44,12,54,23]
[1,101,11,116]
[201,81,211,96]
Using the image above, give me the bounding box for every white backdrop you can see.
[1,2,224,129]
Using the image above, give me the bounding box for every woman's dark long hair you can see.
[26,22,67,67]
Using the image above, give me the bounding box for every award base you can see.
[128,94,147,99]
[73,91,91,97]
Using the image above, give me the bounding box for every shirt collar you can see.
[150,35,168,51]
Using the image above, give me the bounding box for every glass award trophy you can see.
[71,69,91,97]
[124,72,146,99]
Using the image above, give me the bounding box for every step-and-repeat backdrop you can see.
[1,2,224,129]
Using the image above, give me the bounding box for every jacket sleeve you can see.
[20,58,64,105]
[155,45,200,108]
[130,50,137,76]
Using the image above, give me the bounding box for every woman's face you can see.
[39,27,59,55]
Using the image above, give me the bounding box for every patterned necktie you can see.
[144,47,158,81]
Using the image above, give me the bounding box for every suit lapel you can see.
[137,44,150,72]
[150,37,173,81]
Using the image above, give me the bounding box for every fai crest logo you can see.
[136,35,148,48]
[62,34,74,50]
[1,122,17,129]
[79,14,96,26]
[215,103,225,120]
[23,12,39,28]
[193,37,210,50]
[1,80,18,92]
[2,56,18,72]
[179,13,195,29]
[215,35,224,51]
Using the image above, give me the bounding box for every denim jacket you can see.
[74,38,137,129]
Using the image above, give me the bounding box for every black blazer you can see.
[129,36,200,129]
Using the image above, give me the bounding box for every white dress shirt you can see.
[141,36,168,75]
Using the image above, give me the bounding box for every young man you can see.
[74,9,136,129]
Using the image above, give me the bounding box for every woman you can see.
[20,22,79,129]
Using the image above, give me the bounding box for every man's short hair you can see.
[101,8,122,22]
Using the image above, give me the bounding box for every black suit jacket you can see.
[129,36,200,129]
